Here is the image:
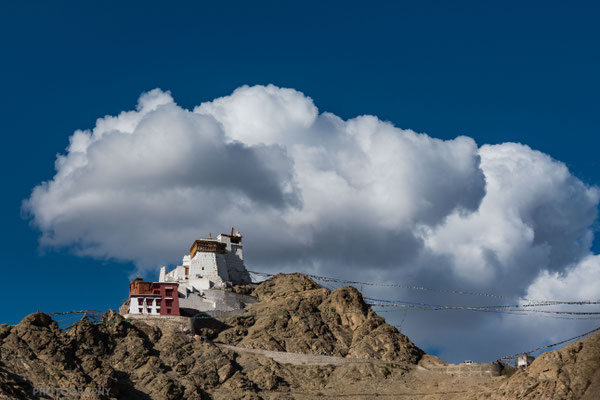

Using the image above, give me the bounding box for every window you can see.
[167,309,171,314]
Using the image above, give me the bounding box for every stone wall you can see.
[427,363,501,377]
[224,247,250,284]
[189,252,228,284]
[202,308,247,319]
[123,314,192,333]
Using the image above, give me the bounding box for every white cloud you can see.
[24,85,487,272]
[423,143,599,287]
[195,84,318,146]
[23,84,600,362]
[525,254,600,301]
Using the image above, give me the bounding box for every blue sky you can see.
[1,1,599,361]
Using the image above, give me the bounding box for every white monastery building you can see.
[161,230,251,289]
[154,229,256,315]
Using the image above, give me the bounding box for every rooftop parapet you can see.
[189,239,227,258]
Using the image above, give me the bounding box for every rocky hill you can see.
[214,273,423,363]
[490,329,600,399]
[0,273,599,399]
[0,274,423,399]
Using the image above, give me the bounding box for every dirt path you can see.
[216,343,398,366]
[209,346,502,400]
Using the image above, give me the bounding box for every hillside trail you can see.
[215,343,412,366]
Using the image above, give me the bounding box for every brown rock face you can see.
[216,273,424,363]
[0,274,424,399]
[490,331,600,400]
[0,311,225,399]
[2,273,598,399]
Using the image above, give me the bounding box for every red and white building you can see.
[124,232,256,318]
[128,278,180,316]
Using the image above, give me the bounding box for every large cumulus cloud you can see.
[423,143,599,287]
[23,84,600,362]
[24,85,487,271]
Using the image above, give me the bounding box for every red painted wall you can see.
[158,283,180,316]
[128,279,180,316]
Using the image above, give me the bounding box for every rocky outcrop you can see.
[215,273,423,363]
[2,273,598,399]
[489,331,600,399]
[0,274,423,399]
[0,311,214,399]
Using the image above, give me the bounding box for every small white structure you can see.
[517,355,535,369]
[159,230,255,315]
